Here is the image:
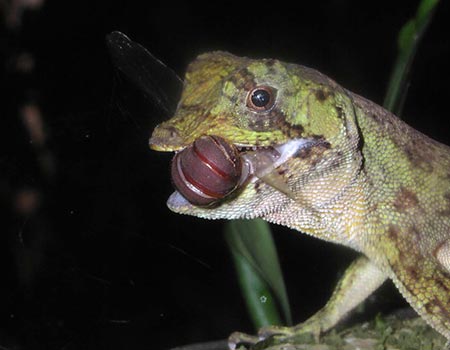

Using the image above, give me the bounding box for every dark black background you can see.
[1,1,449,349]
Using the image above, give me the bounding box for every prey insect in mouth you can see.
[169,135,318,207]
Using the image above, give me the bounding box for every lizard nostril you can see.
[167,126,179,138]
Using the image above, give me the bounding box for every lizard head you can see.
[149,51,362,222]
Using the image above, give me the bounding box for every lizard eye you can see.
[247,86,276,111]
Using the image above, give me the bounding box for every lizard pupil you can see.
[247,86,275,111]
[251,89,270,107]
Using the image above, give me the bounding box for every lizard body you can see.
[149,52,450,343]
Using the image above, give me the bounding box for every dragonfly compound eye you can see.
[171,135,242,206]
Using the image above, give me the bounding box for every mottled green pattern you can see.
[150,52,450,342]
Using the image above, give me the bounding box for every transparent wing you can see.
[106,31,183,117]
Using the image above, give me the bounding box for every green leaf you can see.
[383,0,440,115]
[225,219,292,329]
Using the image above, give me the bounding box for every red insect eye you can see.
[171,135,242,206]
[247,86,276,111]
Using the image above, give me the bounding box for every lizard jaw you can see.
[167,138,315,211]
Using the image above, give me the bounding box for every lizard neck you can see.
[352,92,450,192]
[351,92,450,264]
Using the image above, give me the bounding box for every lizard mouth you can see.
[167,137,316,210]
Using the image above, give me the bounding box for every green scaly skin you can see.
[149,52,450,346]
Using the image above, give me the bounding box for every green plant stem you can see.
[383,0,440,115]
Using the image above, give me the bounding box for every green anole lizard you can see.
[149,52,450,346]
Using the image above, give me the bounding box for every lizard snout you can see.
[149,124,185,152]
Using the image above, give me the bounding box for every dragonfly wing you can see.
[106,31,183,117]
